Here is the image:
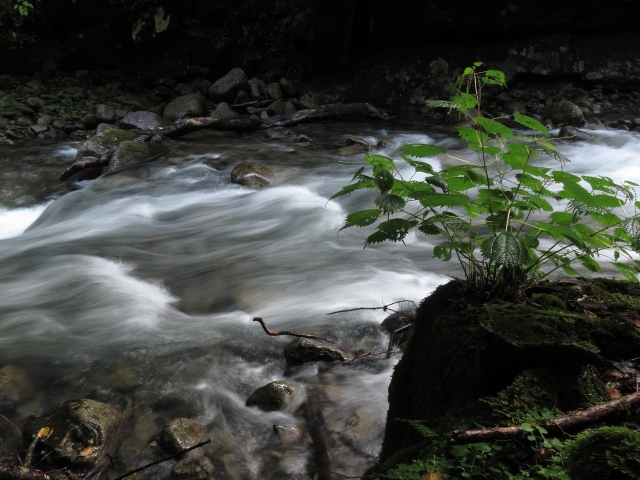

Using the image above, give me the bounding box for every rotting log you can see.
[447,390,640,444]
[58,151,113,181]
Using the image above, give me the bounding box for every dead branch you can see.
[58,152,113,181]
[327,300,415,316]
[0,464,52,479]
[324,351,390,370]
[111,439,211,480]
[23,436,40,469]
[447,390,640,444]
[231,100,259,107]
[387,324,412,358]
[0,414,22,436]
[253,317,338,345]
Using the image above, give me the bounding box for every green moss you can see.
[562,427,640,480]
[96,129,137,147]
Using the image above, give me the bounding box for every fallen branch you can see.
[253,317,337,345]
[387,324,412,358]
[58,151,113,181]
[231,100,259,107]
[324,350,390,370]
[447,390,640,444]
[0,465,51,479]
[111,439,211,480]
[327,300,415,316]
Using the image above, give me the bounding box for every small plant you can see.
[333,63,640,297]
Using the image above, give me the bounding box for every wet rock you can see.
[545,100,586,127]
[23,399,123,466]
[30,124,49,134]
[266,82,283,101]
[96,123,117,134]
[108,140,151,171]
[172,83,198,98]
[233,90,251,105]
[230,162,272,190]
[76,128,138,159]
[16,116,32,127]
[117,94,155,111]
[245,381,302,412]
[265,130,294,140]
[267,100,285,116]
[208,68,248,103]
[558,126,597,142]
[338,144,369,156]
[82,113,99,129]
[285,101,297,114]
[159,418,207,455]
[299,93,323,109]
[346,137,370,147]
[190,77,212,95]
[96,104,116,123]
[247,78,263,100]
[210,102,241,120]
[26,97,45,109]
[163,93,207,122]
[260,111,269,120]
[279,78,296,97]
[0,96,34,117]
[296,134,312,142]
[284,338,353,365]
[172,456,214,478]
[119,111,170,130]
[380,310,415,336]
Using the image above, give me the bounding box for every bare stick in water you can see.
[252,317,337,345]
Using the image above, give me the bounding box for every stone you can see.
[558,126,597,142]
[172,456,214,478]
[210,102,241,120]
[283,338,353,365]
[233,90,251,105]
[208,68,248,103]
[260,111,269,120]
[76,128,138,159]
[338,144,369,156]
[26,97,45,109]
[117,94,155,111]
[42,60,57,76]
[163,93,207,122]
[96,123,117,134]
[119,111,170,130]
[82,114,99,129]
[247,78,263,100]
[266,82,283,101]
[23,399,123,466]
[246,380,301,412]
[299,93,323,109]
[279,78,295,97]
[190,77,212,94]
[16,116,32,127]
[96,104,116,123]
[266,100,285,116]
[545,100,586,127]
[30,124,49,134]
[284,101,297,114]
[1,96,34,116]
[114,109,127,119]
[230,162,273,190]
[171,83,198,98]
[108,140,151,171]
[159,418,206,455]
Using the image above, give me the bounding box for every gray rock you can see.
[114,109,127,119]
[96,123,117,134]
[82,114,99,129]
[284,338,352,365]
[260,111,269,120]
[172,456,214,478]
[296,134,312,142]
[23,399,123,466]
[76,128,138,159]
[163,93,207,122]
[117,94,155,111]
[96,104,116,123]
[338,144,369,156]
[266,83,283,101]
[279,78,295,97]
[230,162,272,190]
[558,126,597,142]
[190,77,212,94]
[26,97,45,109]
[247,78,263,100]
[299,93,323,109]
[1,96,34,116]
[159,418,206,455]
[208,68,248,103]
[284,101,297,114]
[346,137,370,147]
[30,124,49,134]
[0,365,34,404]
[16,116,32,127]
[171,83,198,98]
[211,102,241,120]
[266,100,285,116]
[233,90,251,105]
[108,140,151,171]
[246,380,301,412]
[119,111,170,130]
[545,100,586,127]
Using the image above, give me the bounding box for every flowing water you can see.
[0,119,639,478]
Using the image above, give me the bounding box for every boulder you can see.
[16,116,32,127]
[23,399,123,466]
[283,338,353,365]
[545,100,586,127]
[96,104,117,123]
[163,93,207,122]
[338,144,369,156]
[76,128,138,159]
[208,68,248,103]
[119,111,171,130]
[266,100,285,116]
[0,96,34,117]
[190,77,212,94]
[558,126,597,142]
[26,97,45,109]
[266,82,283,101]
[279,78,296,97]
[117,94,155,111]
[172,456,214,478]
[299,93,324,110]
[246,380,301,412]
[159,418,207,455]
[108,141,151,171]
[233,90,251,105]
[230,162,273,190]
[247,78,263,100]
[30,124,49,134]
[82,114,99,129]
[96,123,117,134]
[210,102,241,120]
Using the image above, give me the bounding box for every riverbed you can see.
[0,118,639,478]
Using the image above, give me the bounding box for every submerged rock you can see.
[558,126,597,142]
[23,399,123,466]
[159,418,206,455]
[172,455,214,478]
[284,338,352,365]
[230,162,273,190]
[246,380,302,412]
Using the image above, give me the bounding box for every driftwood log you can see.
[447,390,640,444]
[58,151,113,181]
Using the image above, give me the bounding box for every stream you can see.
[0,118,639,479]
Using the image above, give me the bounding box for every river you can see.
[0,118,638,478]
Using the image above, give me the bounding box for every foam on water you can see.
[0,204,48,240]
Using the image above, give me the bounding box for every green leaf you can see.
[418,193,469,207]
[426,99,461,110]
[513,114,550,137]
[433,245,453,261]
[423,214,471,233]
[538,147,571,165]
[452,92,478,111]
[399,154,436,174]
[558,182,594,205]
[521,423,534,433]
[375,194,406,214]
[621,217,640,250]
[418,223,441,235]
[502,142,532,171]
[374,170,395,193]
[329,179,376,200]
[351,166,365,181]
[339,209,382,231]
[552,171,581,183]
[560,264,579,276]
[613,262,640,282]
[365,218,419,246]
[425,175,449,193]
[579,256,602,273]
[480,232,529,267]
[456,125,488,146]
[392,180,435,198]
[364,154,394,171]
[483,69,506,86]
[550,212,579,226]
[474,117,515,138]
[401,144,446,158]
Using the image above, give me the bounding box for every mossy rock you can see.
[245,380,301,412]
[563,426,640,479]
[284,337,352,365]
[108,140,151,171]
[76,129,138,159]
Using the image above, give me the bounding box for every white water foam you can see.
[0,204,48,240]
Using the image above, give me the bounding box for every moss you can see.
[562,427,640,480]
[96,129,137,148]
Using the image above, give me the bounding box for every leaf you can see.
[37,427,53,439]
[513,114,550,137]
[351,166,365,181]
[339,209,382,231]
[418,193,469,207]
[538,147,571,165]
[483,69,506,87]
[399,154,436,174]
[364,154,394,171]
[474,117,515,138]
[621,217,640,250]
[392,179,435,198]
[550,212,579,226]
[613,262,640,282]
[374,170,395,193]
[433,245,453,261]
[501,142,532,171]
[426,99,460,110]
[452,92,478,111]
[456,125,488,146]
[423,214,471,233]
[425,175,449,193]
[78,446,93,457]
[375,194,406,214]
[579,256,602,273]
[329,179,376,200]
[365,218,418,246]
[521,422,534,433]
[418,223,441,235]
[401,144,446,158]
[558,182,594,205]
[480,232,529,267]
[552,171,581,183]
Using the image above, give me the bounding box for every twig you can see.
[329,472,362,479]
[24,436,40,469]
[111,439,211,480]
[386,324,412,358]
[253,317,338,345]
[231,100,258,107]
[0,414,22,436]
[327,300,416,316]
[323,351,389,370]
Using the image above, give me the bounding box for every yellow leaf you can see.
[37,427,53,439]
[78,446,93,457]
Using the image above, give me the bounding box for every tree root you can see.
[447,390,640,444]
